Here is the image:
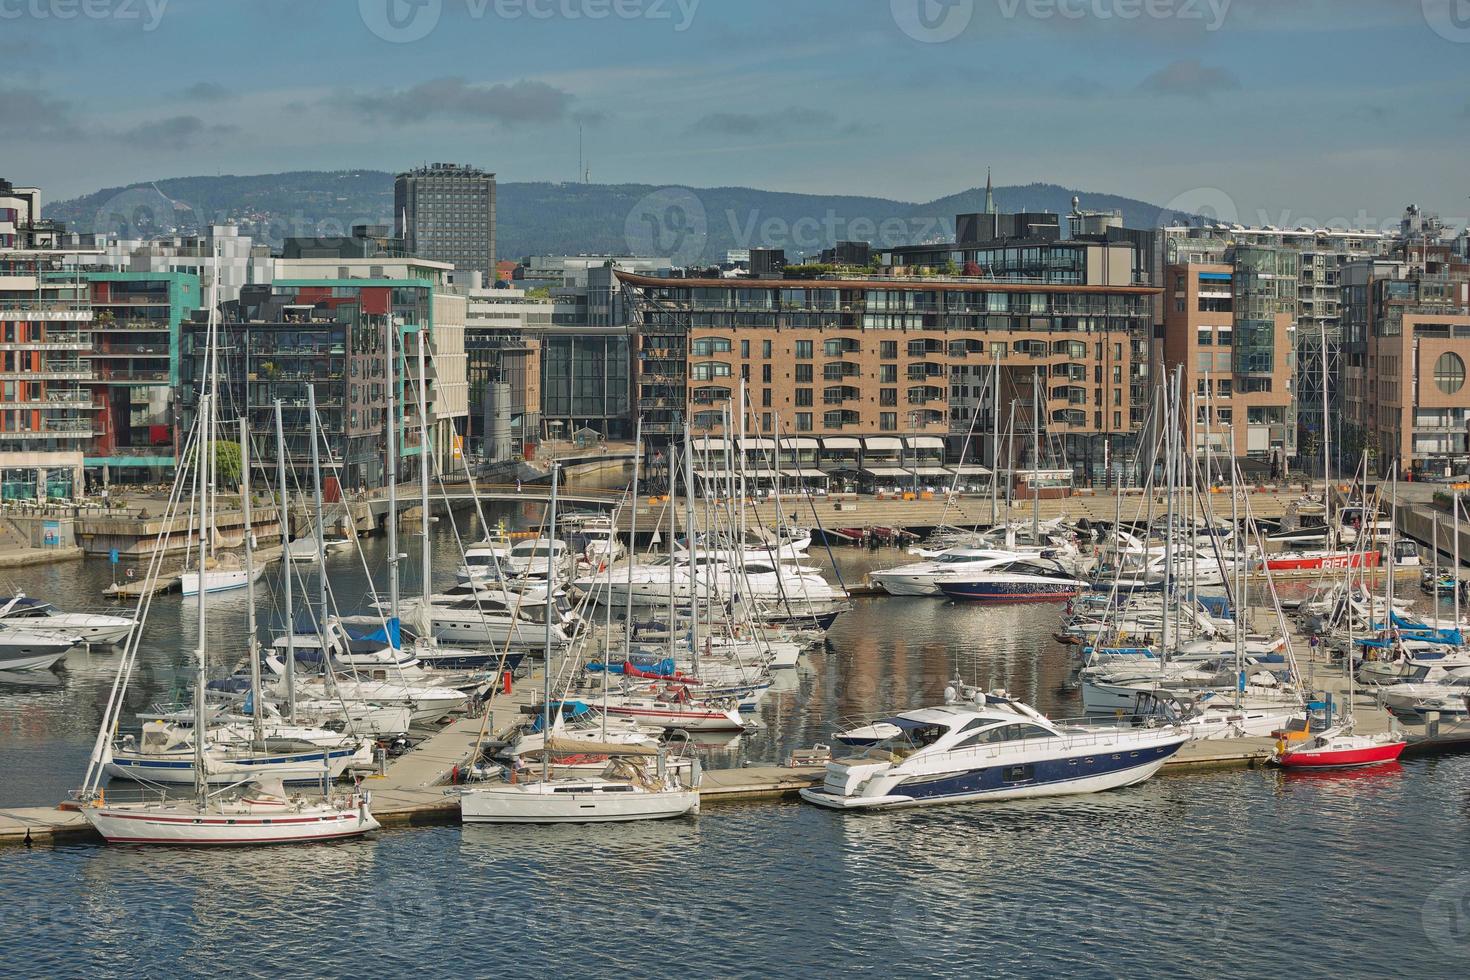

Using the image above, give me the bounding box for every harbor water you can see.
[3,506,1470,976]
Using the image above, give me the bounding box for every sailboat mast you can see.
[193,394,210,804]
[275,400,297,723]
[386,316,400,620]
[623,417,640,646]
[241,416,263,748]
[418,333,432,605]
[1031,368,1040,538]
[990,355,999,527]
[541,462,559,782]
[1321,321,1332,531]
[683,419,698,668]
[623,419,642,657]
[1456,489,1462,629]
[308,385,327,618]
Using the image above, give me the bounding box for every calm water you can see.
[3,513,1470,977]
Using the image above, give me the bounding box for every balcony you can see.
[823,361,861,381]
[92,318,169,332]
[907,385,945,405]
[823,385,861,405]
[0,334,91,351]
[1,360,91,381]
[1,420,95,439]
[906,362,944,381]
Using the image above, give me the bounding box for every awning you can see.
[907,436,946,450]
[863,436,903,451]
[692,437,727,452]
[785,438,820,450]
[781,468,828,479]
[821,437,862,451]
[862,466,913,479]
[694,468,732,481]
[911,465,953,477]
[740,438,776,451]
[949,463,993,476]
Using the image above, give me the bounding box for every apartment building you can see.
[621,278,1155,485]
[1342,242,1470,476]
[1160,222,1389,467]
[1160,258,1294,465]
[0,178,96,499]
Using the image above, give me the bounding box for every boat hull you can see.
[459,786,699,823]
[800,738,1186,810]
[104,742,373,785]
[83,800,378,844]
[1263,551,1380,572]
[938,580,1083,603]
[1278,741,1407,769]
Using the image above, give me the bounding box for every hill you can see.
[48,172,1177,263]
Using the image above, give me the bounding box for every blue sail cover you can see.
[347,618,402,650]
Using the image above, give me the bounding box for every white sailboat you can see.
[81,268,378,843]
[459,461,701,824]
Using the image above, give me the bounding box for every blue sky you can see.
[3,0,1467,228]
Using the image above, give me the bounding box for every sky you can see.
[3,0,1468,229]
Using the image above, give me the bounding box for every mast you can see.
[192,394,210,804]
[990,355,999,527]
[274,399,296,723]
[1031,368,1040,538]
[622,419,642,660]
[667,437,678,665]
[683,418,698,669]
[241,416,263,749]
[541,462,559,782]
[1321,321,1332,531]
[1455,488,1462,630]
[1230,455,1243,709]
[308,385,327,619]
[418,332,432,605]
[385,316,400,621]
[1161,373,1176,657]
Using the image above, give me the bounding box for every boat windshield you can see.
[937,553,986,564]
[870,721,949,755]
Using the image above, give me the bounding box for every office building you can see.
[465,287,548,458]
[65,223,271,305]
[395,163,497,289]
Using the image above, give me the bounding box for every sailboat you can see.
[80,260,379,843]
[459,462,701,824]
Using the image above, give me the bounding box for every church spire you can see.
[984,167,995,215]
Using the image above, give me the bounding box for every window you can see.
[824,339,842,357]
[691,337,732,356]
[740,340,750,358]
[881,341,898,358]
[1217,328,1232,347]
[1217,408,1233,424]
[795,340,813,358]
[762,388,772,407]
[796,412,812,431]
[762,340,772,358]
[880,388,897,406]
[1217,379,1231,397]
[795,388,813,407]
[762,363,772,383]
[1436,352,1466,395]
[1197,327,1212,346]
[795,363,813,383]
[879,412,897,431]
[880,364,897,383]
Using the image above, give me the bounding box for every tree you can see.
[186,440,243,486]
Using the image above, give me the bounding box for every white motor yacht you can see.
[0,593,136,646]
[801,693,1190,810]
